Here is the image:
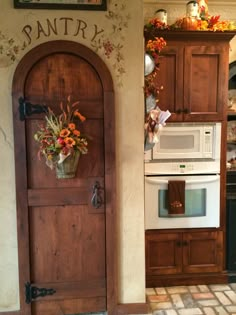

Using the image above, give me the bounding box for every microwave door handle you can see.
[145,175,219,185]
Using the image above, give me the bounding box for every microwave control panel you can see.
[203,127,213,157]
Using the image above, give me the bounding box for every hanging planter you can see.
[34,95,89,179]
[56,151,80,179]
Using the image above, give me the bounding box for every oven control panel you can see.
[144,161,220,175]
[171,163,194,173]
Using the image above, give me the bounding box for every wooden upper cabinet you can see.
[148,31,236,122]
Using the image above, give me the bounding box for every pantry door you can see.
[12,41,116,315]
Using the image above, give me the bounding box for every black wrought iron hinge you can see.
[25,282,56,304]
[18,97,48,121]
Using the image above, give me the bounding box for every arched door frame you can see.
[12,40,117,315]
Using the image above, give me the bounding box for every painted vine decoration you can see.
[0,30,26,66]
[91,0,130,86]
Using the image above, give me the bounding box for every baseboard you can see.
[116,302,150,315]
[228,272,236,283]
[146,273,228,287]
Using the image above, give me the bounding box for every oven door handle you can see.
[145,175,220,185]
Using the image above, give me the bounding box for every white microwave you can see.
[147,123,221,161]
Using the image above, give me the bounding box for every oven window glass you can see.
[158,188,206,217]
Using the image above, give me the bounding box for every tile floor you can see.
[146,284,236,315]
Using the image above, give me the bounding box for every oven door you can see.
[145,174,220,229]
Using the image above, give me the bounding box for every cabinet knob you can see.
[183,108,190,114]
[176,109,182,114]
[176,241,182,247]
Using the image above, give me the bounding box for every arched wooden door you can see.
[12,40,116,315]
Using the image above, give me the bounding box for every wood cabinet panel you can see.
[146,232,182,275]
[183,231,223,273]
[145,230,224,278]
[147,31,233,122]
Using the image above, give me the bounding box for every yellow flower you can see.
[60,129,70,137]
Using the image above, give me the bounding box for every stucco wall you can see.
[1,0,236,313]
[0,0,145,312]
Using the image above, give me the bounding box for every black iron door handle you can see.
[91,181,103,209]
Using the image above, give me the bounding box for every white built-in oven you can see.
[144,122,222,230]
[145,174,220,229]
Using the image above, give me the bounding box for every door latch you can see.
[91,181,103,209]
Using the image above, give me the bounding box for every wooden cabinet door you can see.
[145,232,182,275]
[184,45,228,122]
[12,42,116,315]
[182,231,224,273]
[155,37,229,122]
[157,45,184,122]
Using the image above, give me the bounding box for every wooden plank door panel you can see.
[14,48,107,315]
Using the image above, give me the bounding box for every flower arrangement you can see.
[144,36,171,147]
[144,7,236,32]
[144,37,166,98]
[34,96,88,170]
[146,36,167,63]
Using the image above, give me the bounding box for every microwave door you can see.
[145,175,220,229]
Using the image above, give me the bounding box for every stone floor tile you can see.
[225,305,236,313]
[166,286,188,294]
[189,286,200,293]
[165,310,178,315]
[192,293,215,299]
[213,292,231,305]
[209,285,231,292]
[202,307,216,315]
[182,293,197,308]
[224,290,236,304]
[198,285,210,293]
[229,283,236,291]
[197,299,219,307]
[178,308,203,315]
[155,287,167,295]
[146,288,156,295]
[153,311,166,315]
[150,302,173,310]
[171,293,184,308]
[148,295,169,303]
[214,306,229,315]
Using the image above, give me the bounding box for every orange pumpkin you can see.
[181,17,198,30]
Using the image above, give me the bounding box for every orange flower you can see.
[73,129,80,136]
[68,123,76,130]
[74,110,86,122]
[64,137,76,147]
[60,129,70,137]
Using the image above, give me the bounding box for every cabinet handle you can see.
[183,108,190,114]
[176,109,182,114]
[176,241,182,247]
